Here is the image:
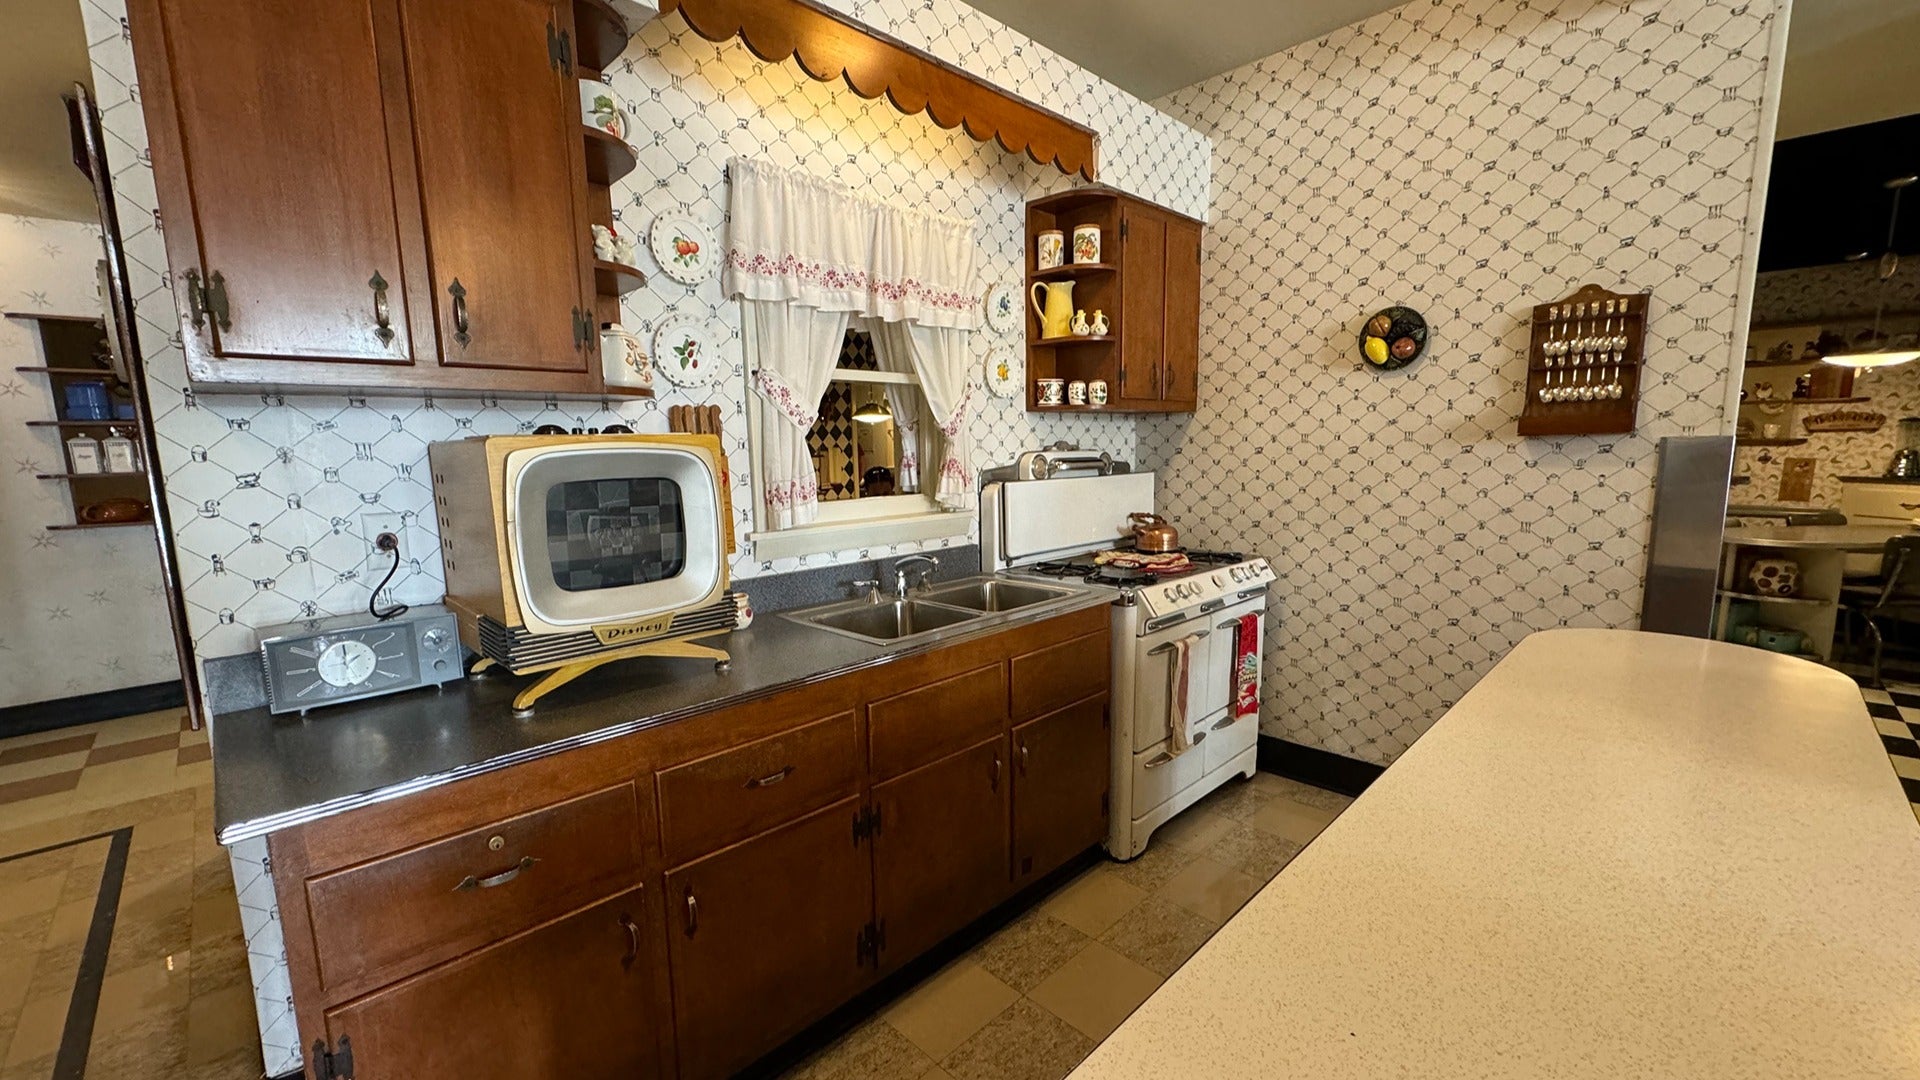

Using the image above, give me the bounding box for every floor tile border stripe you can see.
[53,825,132,1080]
[0,827,120,866]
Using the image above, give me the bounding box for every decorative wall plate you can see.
[652,315,723,388]
[985,345,1021,398]
[650,214,716,285]
[1359,306,1428,372]
[983,282,1020,335]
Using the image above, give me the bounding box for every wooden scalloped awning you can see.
[660,0,1098,180]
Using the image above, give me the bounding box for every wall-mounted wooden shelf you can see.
[1735,437,1809,447]
[26,419,134,429]
[3,312,104,324]
[47,520,153,532]
[36,471,146,481]
[1745,357,1821,368]
[1033,334,1115,347]
[583,127,637,185]
[1029,263,1114,280]
[1715,587,1828,607]
[593,259,647,296]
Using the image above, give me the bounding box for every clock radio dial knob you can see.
[422,627,453,653]
[318,639,378,688]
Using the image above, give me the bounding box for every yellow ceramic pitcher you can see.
[1030,281,1075,339]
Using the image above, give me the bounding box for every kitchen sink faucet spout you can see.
[893,554,939,597]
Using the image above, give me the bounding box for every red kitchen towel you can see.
[1231,613,1260,719]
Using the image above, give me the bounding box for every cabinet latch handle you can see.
[453,855,537,892]
[206,270,231,331]
[746,765,792,788]
[990,754,1002,790]
[684,887,698,936]
[619,914,640,969]
[1018,743,1030,774]
[448,278,470,348]
[370,270,394,346]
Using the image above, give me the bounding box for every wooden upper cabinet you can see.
[132,0,426,373]
[1026,187,1203,413]
[130,0,604,395]
[397,0,595,377]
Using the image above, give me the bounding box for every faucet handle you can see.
[849,578,882,600]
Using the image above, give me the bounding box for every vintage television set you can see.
[428,433,742,711]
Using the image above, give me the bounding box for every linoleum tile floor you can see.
[6,683,1907,1080]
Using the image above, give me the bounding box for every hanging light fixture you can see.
[852,399,892,424]
[1823,175,1920,368]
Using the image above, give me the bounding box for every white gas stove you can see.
[981,449,1276,859]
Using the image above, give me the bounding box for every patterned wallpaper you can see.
[0,215,179,708]
[1143,0,1783,765]
[79,0,1212,661]
[1751,260,1920,326]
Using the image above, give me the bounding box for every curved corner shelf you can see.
[1735,436,1808,448]
[1032,334,1115,347]
[48,519,153,532]
[573,0,630,71]
[1029,263,1115,281]
[583,127,637,186]
[1715,588,1829,608]
[593,259,647,296]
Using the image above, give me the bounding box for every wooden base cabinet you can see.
[664,796,876,1080]
[268,607,1111,1080]
[324,888,660,1080]
[872,735,1012,969]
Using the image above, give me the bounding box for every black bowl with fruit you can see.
[1359,306,1428,372]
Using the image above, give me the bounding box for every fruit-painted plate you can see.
[983,282,1020,335]
[650,213,716,286]
[652,315,723,388]
[1359,306,1428,372]
[985,345,1021,398]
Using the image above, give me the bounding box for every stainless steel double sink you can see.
[783,576,1086,645]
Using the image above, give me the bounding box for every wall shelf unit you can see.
[1735,436,1809,448]
[592,259,647,296]
[8,313,157,533]
[572,0,630,72]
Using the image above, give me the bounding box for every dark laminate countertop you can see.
[209,587,1112,845]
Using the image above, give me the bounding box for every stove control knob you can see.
[1212,572,1226,589]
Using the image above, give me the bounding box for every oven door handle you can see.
[1147,630,1209,656]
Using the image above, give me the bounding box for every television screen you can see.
[544,477,687,592]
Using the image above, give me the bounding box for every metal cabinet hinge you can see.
[1119,218,1128,241]
[547,21,573,74]
[856,919,889,966]
[572,306,592,350]
[312,1035,353,1080]
[183,268,230,333]
[850,804,883,845]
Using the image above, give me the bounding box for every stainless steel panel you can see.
[1641,435,1734,637]
[997,472,1155,564]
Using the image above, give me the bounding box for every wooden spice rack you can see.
[1517,284,1650,437]
[7,312,156,530]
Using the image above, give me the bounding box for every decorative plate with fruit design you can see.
[650,213,716,286]
[983,282,1019,335]
[984,345,1021,398]
[1358,306,1428,372]
[652,315,724,388]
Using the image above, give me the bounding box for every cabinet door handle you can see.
[990,754,1002,790]
[683,887,698,937]
[1900,502,1920,510]
[183,268,206,330]
[448,277,470,348]
[1211,714,1237,731]
[619,914,640,969]
[370,270,394,346]
[1018,743,1030,774]
[1143,751,1174,769]
[745,765,792,788]
[453,855,537,892]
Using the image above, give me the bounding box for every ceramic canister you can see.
[600,324,651,389]
[1037,230,1065,270]
[1072,224,1101,264]
[1088,380,1108,406]
[1067,380,1088,405]
[579,79,628,140]
[1036,378,1065,406]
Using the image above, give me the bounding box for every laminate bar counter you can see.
[1071,628,1920,1079]
[206,586,1112,844]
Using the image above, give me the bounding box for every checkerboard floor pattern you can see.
[1860,682,1920,823]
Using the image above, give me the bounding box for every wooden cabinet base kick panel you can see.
[267,606,1111,1080]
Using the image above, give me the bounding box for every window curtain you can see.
[861,317,923,494]
[726,157,978,526]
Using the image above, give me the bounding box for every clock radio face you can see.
[279,628,419,704]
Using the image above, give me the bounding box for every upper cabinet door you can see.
[1117,208,1166,404]
[1162,218,1202,406]
[135,0,423,371]
[398,0,593,374]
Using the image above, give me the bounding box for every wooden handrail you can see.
[661,0,1098,180]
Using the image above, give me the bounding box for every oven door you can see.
[1130,595,1263,754]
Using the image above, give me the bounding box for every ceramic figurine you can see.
[1090,309,1109,335]
[1071,309,1091,336]
[592,223,637,266]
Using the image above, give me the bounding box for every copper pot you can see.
[1129,512,1179,553]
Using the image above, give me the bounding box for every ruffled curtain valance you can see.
[724,157,979,331]
[729,156,980,529]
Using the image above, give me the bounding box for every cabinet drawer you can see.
[306,783,641,999]
[1010,630,1109,720]
[658,710,860,866]
[1840,483,1920,522]
[1203,710,1258,773]
[869,664,1007,780]
[1130,737,1205,822]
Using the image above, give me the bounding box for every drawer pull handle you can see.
[745,765,792,788]
[454,855,537,892]
[1144,751,1174,769]
[369,270,394,346]
[1901,503,1920,510]
[620,914,640,970]
[1211,714,1236,731]
[1018,743,1030,774]
[1148,630,1210,655]
[684,888,699,937]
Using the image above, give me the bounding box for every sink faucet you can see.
[892,554,939,597]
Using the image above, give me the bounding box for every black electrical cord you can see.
[369,533,409,621]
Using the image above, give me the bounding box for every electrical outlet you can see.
[361,512,405,565]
